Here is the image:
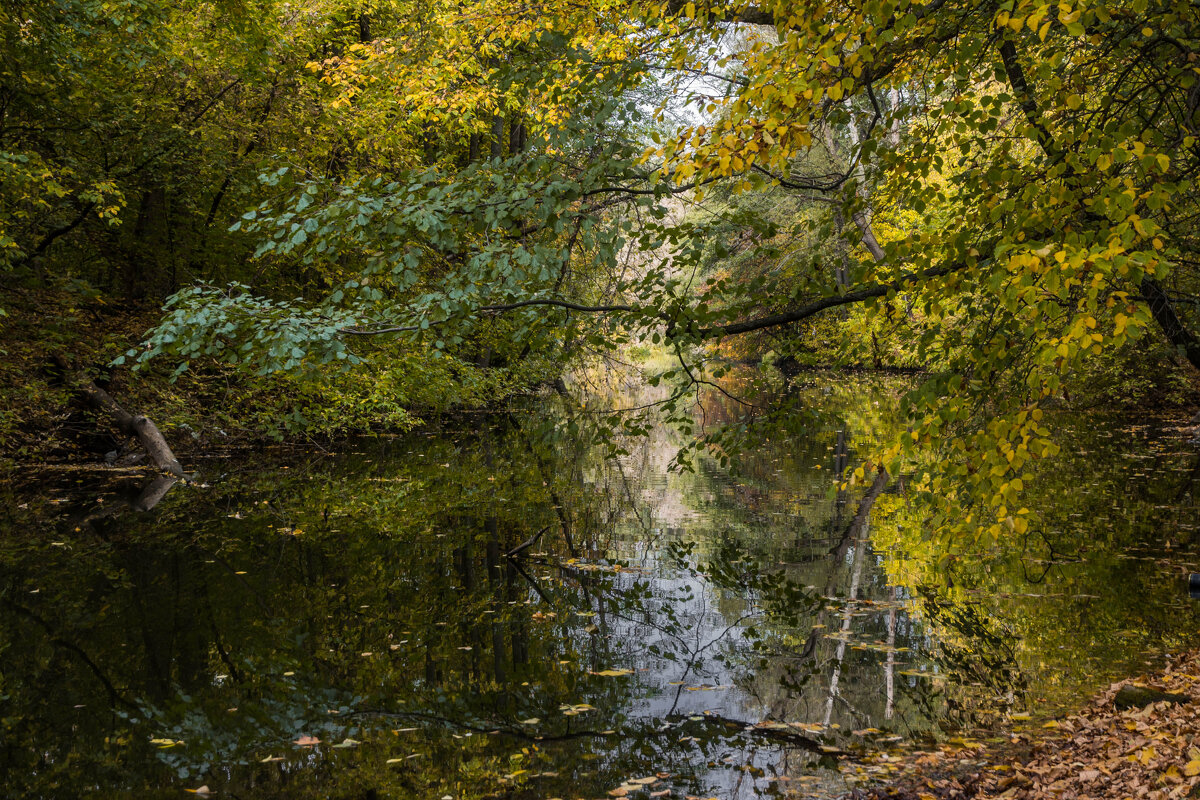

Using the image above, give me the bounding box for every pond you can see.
[2,374,1198,799]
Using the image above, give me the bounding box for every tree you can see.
[133,0,1199,541]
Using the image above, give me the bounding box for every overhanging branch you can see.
[698,262,969,338]
[340,298,650,336]
[340,263,974,342]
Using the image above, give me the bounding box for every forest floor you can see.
[847,649,1200,800]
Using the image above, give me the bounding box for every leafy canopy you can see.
[128,0,1199,541]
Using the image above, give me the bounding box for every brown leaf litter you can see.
[848,649,1200,800]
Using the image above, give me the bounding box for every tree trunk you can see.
[52,354,188,478]
[490,114,505,159]
[80,382,188,478]
[1141,277,1200,372]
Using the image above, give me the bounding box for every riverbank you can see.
[850,648,1200,800]
[0,286,562,468]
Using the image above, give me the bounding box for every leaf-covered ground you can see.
[850,649,1200,800]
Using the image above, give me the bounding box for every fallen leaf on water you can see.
[294,735,320,747]
[519,718,540,725]
[591,669,634,677]
[184,787,212,796]
[330,738,360,749]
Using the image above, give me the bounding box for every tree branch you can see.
[698,262,970,338]
[998,39,1060,160]
[1141,276,1200,371]
[340,298,651,336]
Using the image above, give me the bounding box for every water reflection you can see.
[1,377,1198,799]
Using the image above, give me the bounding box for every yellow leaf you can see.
[1184,759,1200,777]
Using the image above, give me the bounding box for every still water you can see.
[2,375,1198,798]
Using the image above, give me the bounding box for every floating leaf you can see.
[149,738,184,748]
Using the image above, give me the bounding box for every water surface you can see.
[2,376,1198,798]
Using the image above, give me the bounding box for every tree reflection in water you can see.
[1,376,1198,798]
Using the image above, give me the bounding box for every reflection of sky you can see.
[558,379,1200,796]
[562,391,908,797]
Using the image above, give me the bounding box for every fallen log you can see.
[79,381,187,478]
[52,354,188,479]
